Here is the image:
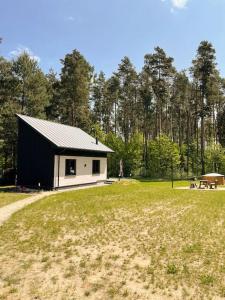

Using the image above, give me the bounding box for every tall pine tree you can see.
[60,50,93,130]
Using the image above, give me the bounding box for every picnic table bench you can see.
[209,182,217,189]
[199,180,209,189]
[190,182,197,189]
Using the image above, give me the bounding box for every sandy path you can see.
[0,182,107,226]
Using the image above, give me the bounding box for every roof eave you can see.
[57,146,114,153]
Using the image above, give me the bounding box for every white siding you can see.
[53,155,107,188]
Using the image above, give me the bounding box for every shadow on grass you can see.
[0,186,18,193]
[0,186,34,193]
[133,177,186,183]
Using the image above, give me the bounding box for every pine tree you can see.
[0,57,17,105]
[138,69,154,172]
[170,71,192,176]
[103,76,120,134]
[191,41,217,174]
[92,71,106,126]
[12,52,49,117]
[60,50,93,130]
[0,57,18,170]
[115,57,138,143]
[144,47,175,136]
[45,69,61,121]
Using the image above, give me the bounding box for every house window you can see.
[92,160,100,175]
[65,159,76,176]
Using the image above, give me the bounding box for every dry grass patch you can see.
[0,186,30,208]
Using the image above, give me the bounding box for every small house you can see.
[17,114,114,190]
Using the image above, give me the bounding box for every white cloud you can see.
[65,16,84,24]
[160,0,189,10]
[10,45,40,62]
[66,16,75,21]
[171,0,188,9]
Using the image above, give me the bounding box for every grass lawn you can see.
[0,180,225,299]
[0,186,30,208]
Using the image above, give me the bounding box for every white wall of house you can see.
[53,155,107,188]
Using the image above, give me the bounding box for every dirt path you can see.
[0,182,107,226]
[175,186,225,191]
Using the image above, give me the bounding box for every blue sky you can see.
[1,0,225,77]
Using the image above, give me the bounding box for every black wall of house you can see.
[17,119,55,189]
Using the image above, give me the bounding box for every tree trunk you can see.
[200,95,205,175]
[114,100,117,135]
[186,110,190,178]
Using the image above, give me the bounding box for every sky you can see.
[1,0,225,77]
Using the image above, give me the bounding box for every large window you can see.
[65,159,76,176]
[92,160,100,175]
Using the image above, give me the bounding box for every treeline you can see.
[1,40,225,179]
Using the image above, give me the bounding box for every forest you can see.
[1,39,225,180]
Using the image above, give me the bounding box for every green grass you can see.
[0,186,30,208]
[0,180,225,299]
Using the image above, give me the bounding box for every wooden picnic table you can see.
[209,182,217,189]
[199,180,209,189]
